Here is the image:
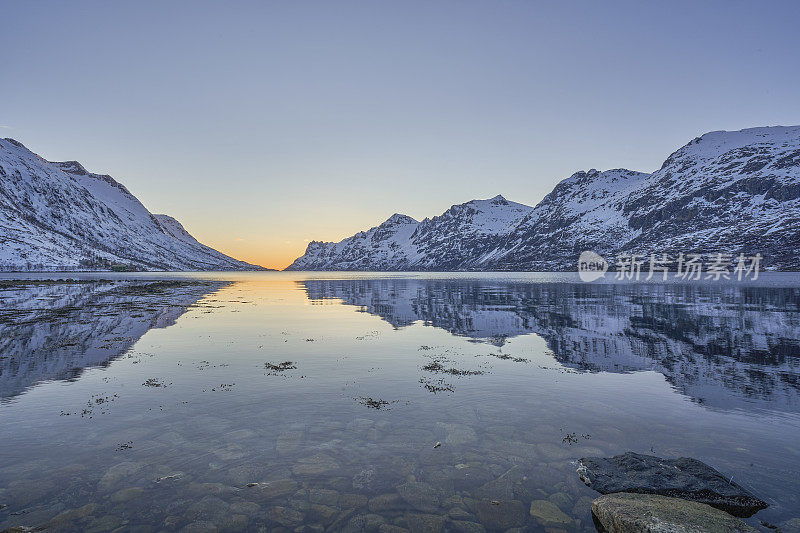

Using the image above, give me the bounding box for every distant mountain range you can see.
[3,126,798,272]
[0,138,264,271]
[288,126,800,271]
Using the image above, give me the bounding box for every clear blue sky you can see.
[2,0,799,268]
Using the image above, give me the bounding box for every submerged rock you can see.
[308,503,338,526]
[473,476,513,500]
[268,505,305,527]
[378,525,410,533]
[397,482,440,513]
[49,502,98,524]
[186,495,230,522]
[528,499,573,527]
[254,478,299,500]
[368,493,405,513]
[309,488,339,506]
[475,499,527,529]
[577,452,767,517]
[276,430,304,456]
[339,493,369,509]
[448,521,486,533]
[447,464,495,492]
[341,513,386,533]
[180,521,218,533]
[109,486,144,503]
[591,493,758,532]
[404,513,445,533]
[435,422,478,445]
[229,501,261,516]
[292,453,341,477]
[97,461,142,490]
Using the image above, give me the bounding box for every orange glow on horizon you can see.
[193,210,406,272]
[208,242,308,271]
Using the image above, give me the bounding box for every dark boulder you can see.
[577,452,767,518]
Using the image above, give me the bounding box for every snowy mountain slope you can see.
[286,195,534,270]
[289,126,800,271]
[288,213,420,271]
[623,126,800,264]
[410,195,534,269]
[483,169,649,270]
[487,126,800,270]
[153,214,203,245]
[0,139,264,271]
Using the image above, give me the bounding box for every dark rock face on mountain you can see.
[289,126,800,271]
[577,452,768,517]
[0,139,264,271]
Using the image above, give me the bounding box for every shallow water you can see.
[1,272,799,532]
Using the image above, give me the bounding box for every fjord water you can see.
[1,273,799,531]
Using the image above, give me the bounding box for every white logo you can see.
[578,251,608,282]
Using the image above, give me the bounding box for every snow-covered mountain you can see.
[411,195,535,269]
[288,126,800,271]
[287,195,534,270]
[489,125,800,270]
[290,213,420,271]
[0,139,264,271]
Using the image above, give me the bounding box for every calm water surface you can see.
[1,272,799,532]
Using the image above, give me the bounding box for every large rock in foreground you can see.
[577,452,767,517]
[591,493,757,533]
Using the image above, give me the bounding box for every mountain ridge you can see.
[287,125,800,271]
[0,138,266,271]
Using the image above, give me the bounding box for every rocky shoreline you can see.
[577,452,770,532]
[3,449,790,533]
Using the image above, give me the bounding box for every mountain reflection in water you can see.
[1,274,799,530]
[301,279,800,413]
[0,280,228,401]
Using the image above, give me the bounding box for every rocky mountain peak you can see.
[381,213,418,226]
[56,160,89,175]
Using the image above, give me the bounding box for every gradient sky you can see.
[2,1,799,269]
